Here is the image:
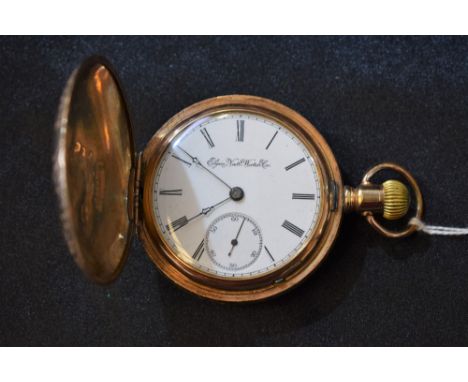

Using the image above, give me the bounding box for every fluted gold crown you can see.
[382,180,410,220]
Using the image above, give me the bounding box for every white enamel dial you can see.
[152,112,322,278]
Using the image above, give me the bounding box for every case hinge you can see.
[128,152,143,232]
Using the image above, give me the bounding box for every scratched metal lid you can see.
[53,57,135,283]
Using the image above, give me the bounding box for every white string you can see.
[410,217,468,236]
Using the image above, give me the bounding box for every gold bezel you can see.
[139,95,343,302]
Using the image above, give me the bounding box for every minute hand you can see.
[178,147,232,190]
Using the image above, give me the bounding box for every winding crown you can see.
[382,180,410,220]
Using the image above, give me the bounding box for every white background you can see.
[0,347,466,381]
[1,1,467,35]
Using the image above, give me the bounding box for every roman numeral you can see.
[166,216,188,232]
[159,189,183,196]
[236,120,244,142]
[265,131,278,150]
[200,128,215,148]
[285,158,306,171]
[292,193,315,200]
[171,154,192,167]
[282,220,305,237]
[264,245,275,262]
[192,239,204,261]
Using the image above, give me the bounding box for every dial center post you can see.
[229,186,244,201]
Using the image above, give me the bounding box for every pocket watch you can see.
[54,57,424,302]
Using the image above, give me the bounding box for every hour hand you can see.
[165,196,231,232]
[201,196,230,216]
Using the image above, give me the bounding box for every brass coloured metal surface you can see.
[382,180,410,220]
[54,58,135,283]
[361,163,423,238]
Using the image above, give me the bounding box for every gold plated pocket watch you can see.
[54,57,423,302]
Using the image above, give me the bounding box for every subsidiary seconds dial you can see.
[205,212,263,271]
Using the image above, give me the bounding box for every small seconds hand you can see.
[228,217,246,257]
